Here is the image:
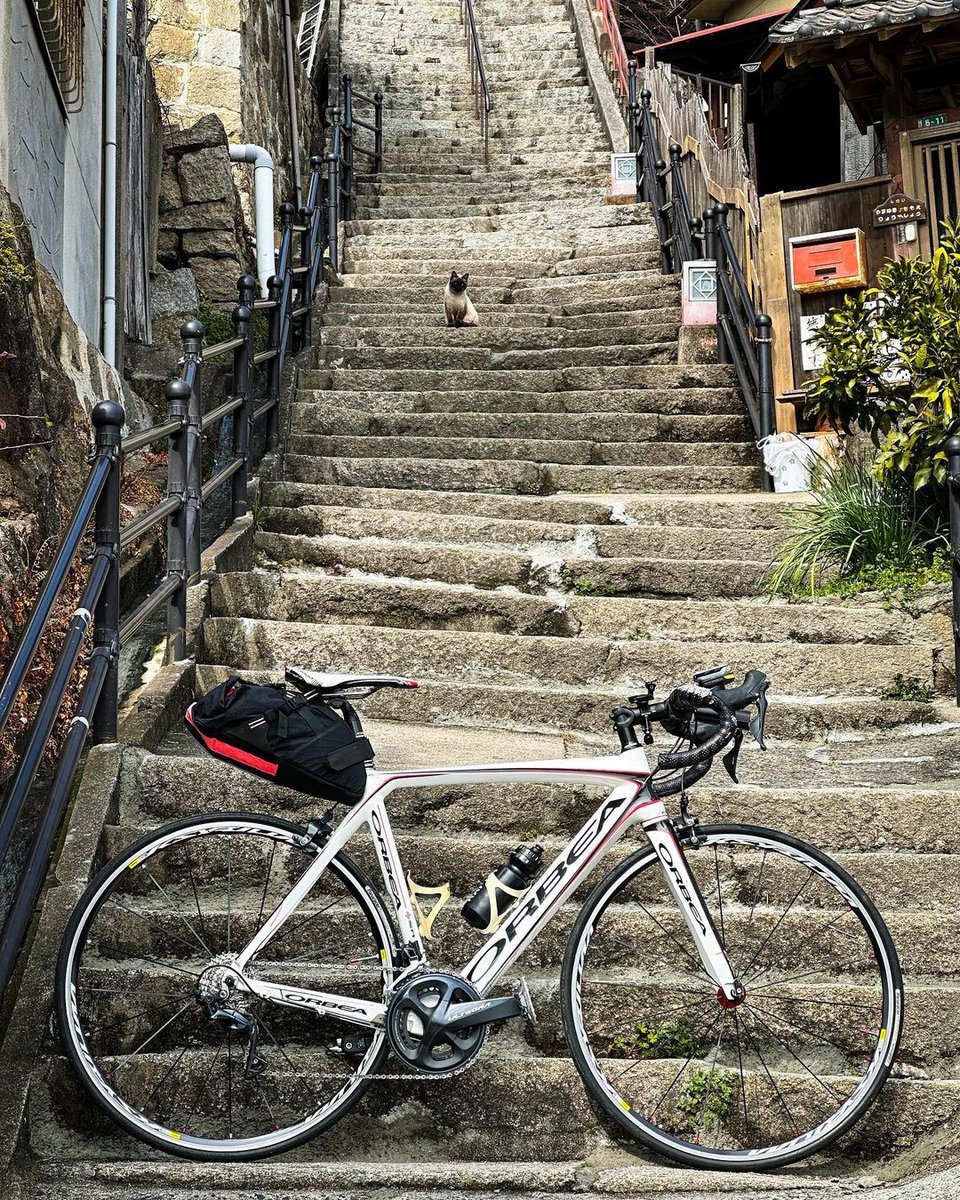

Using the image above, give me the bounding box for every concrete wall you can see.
[1,0,105,344]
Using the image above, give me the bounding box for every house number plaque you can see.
[873,193,927,227]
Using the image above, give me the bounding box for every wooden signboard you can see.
[873,193,927,227]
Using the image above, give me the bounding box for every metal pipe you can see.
[232,276,256,520]
[714,205,731,365]
[756,313,775,494]
[180,320,205,581]
[0,642,112,1003]
[0,548,112,871]
[228,144,276,298]
[100,0,121,363]
[947,435,960,705]
[91,399,123,745]
[342,76,354,223]
[374,91,384,173]
[0,457,110,736]
[165,379,190,662]
[628,60,639,154]
[281,0,303,211]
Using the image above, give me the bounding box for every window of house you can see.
[29,0,85,113]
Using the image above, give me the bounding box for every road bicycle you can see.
[56,664,903,1169]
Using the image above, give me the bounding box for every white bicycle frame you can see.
[233,747,740,1023]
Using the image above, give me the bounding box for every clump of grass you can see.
[882,674,936,703]
[769,451,946,597]
[560,567,615,596]
[675,1068,737,1133]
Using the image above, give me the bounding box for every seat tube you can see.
[641,817,740,999]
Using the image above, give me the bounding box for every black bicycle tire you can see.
[560,822,904,1171]
[55,810,399,1162]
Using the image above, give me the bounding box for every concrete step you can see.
[280,453,762,495]
[201,617,937,698]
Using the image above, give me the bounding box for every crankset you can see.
[385,971,521,1075]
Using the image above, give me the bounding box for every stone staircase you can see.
[12,0,960,1195]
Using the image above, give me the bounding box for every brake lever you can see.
[749,680,770,750]
[722,729,744,783]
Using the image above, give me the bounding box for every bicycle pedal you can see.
[514,977,538,1026]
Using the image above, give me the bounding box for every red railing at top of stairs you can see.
[594,0,630,96]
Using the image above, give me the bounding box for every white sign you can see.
[800,314,827,372]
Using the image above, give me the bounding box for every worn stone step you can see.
[32,1049,956,1164]
[255,509,775,569]
[291,388,740,415]
[289,434,755,470]
[280,453,761,495]
[254,527,776,597]
[290,410,748,444]
[316,323,681,350]
[260,482,795,529]
[343,207,654,238]
[300,365,734,392]
[202,618,936,697]
[211,571,934,648]
[314,344,678,372]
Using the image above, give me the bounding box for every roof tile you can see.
[770,0,960,44]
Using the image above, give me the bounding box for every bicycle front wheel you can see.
[56,812,397,1160]
[561,824,902,1170]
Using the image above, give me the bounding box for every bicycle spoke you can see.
[144,869,213,957]
[746,1008,844,1101]
[738,873,813,981]
[113,1000,195,1075]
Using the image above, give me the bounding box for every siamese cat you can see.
[444,270,479,327]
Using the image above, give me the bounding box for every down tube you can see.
[463,783,651,995]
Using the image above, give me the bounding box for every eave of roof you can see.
[770,0,960,45]
[652,7,792,49]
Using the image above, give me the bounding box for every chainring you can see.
[385,971,487,1076]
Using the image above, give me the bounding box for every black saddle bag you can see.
[186,676,374,806]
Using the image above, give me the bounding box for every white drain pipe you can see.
[100,0,120,364]
[229,143,276,298]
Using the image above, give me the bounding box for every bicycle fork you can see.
[641,816,744,1005]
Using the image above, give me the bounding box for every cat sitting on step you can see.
[444,270,480,328]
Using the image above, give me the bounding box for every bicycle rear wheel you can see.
[561,824,902,1170]
[56,812,397,1160]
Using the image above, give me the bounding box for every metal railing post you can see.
[703,206,717,261]
[714,204,731,365]
[756,313,775,494]
[265,271,284,451]
[89,401,124,745]
[231,276,255,520]
[374,90,384,173]
[342,77,354,223]
[628,60,640,154]
[165,379,190,662]
[180,319,204,581]
[327,111,341,270]
[947,435,960,705]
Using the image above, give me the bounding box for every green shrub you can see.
[0,219,31,296]
[805,219,960,495]
[675,1068,736,1133]
[882,674,936,703]
[769,450,945,596]
[608,1016,706,1060]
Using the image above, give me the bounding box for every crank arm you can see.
[443,994,523,1032]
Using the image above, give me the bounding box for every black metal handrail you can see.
[945,436,960,705]
[339,76,383,224]
[461,0,492,166]
[0,72,388,1003]
[636,87,775,490]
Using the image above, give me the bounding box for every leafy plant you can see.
[882,674,936,703]
[609,1016,706,1060]
[675,1067,736,1133]
[560,567,615,596]
[769,450,945,596]
[0,219,31,296]
[805,219,960,494]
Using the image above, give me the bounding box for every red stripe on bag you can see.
[186,704,279,777]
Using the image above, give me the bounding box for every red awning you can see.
[649,9,792,52]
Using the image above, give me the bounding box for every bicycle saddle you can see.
[286,666,420,697]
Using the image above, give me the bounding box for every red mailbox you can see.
[789,228,867,294]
